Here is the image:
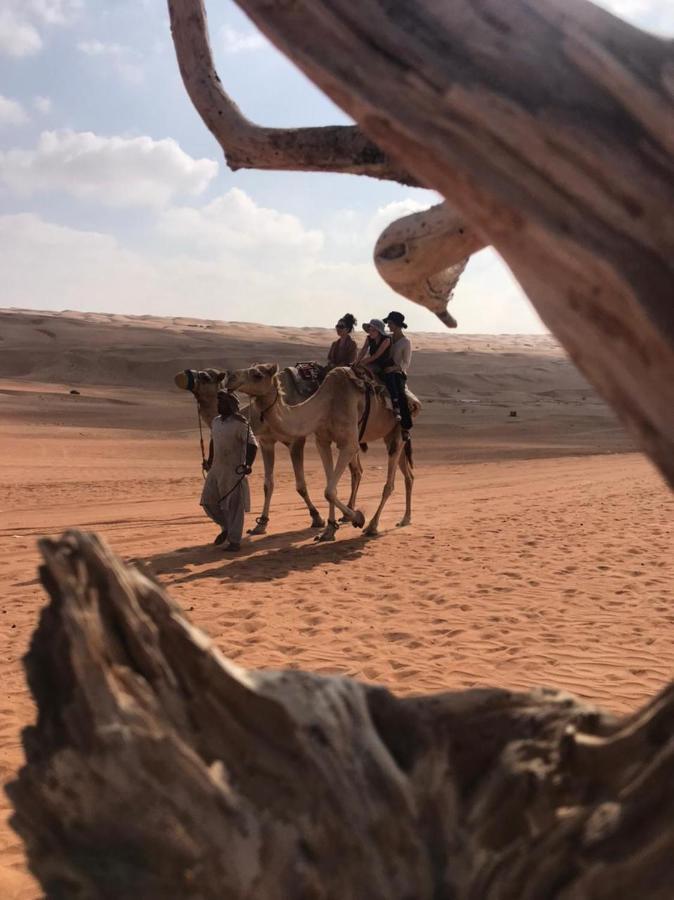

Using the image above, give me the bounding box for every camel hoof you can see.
[352,510,365,529]
[247,523,267,535]
[397,518,411,528]
[310,516,326,529]
[314,528,336,543]
[338,514,350,524]
[364,525,378,537]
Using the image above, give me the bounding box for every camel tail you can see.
[359,442,369,453]
[405,437,414,467]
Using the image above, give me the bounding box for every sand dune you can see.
[0,308,671,898]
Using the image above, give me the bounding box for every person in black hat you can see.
[382,311,413,437]
[200,390,258,551]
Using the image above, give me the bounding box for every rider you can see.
[201,390,258,552]
[382,310,413,438]
[355,317,410,424]
[355,318,393,375]
[327,313,358,368]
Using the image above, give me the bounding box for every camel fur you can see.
[226,363,418,540]
[175,367,362,534]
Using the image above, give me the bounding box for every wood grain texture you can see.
[8,531,674,898]
[222,0,674,483]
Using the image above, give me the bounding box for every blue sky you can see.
[0,0,671,332]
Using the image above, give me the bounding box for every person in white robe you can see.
[201,390,258,551]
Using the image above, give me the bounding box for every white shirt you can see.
[390,334,412,373]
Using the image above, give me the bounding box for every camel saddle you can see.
[343,366,420,415]
[285,361,326,399]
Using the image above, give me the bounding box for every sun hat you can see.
[383,311,408,329]
[362,318,388,337]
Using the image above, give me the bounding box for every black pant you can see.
[384,371,412,429]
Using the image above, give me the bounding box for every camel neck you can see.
[259,381,325,439]
[197,397,217,426]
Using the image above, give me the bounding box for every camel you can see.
[225,363,418,541]
[174,367,363,534]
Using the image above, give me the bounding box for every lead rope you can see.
[196,398,207,480]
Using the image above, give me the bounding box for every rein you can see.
[196,400,207,480]
[358,383,373,442]
[259,385,279,422]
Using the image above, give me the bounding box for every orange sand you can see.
[0,309,672,898]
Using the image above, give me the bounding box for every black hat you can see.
[384,311,407,329]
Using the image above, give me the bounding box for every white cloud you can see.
[0,0,81,58]
[0,196,545,334]
[0,130,218,207]
[33,95,52,114]
[0,94,28,126]
[159,188,324,256]
[449,248,544,334]
[0,214,158,313]
[592,0,673,34]
[77,39,144,84]
[220,25,269,54]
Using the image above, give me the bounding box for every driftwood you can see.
[8,530,674,898]
[9,4,674,896]
[166,0,480,329]
[169,0,674,484]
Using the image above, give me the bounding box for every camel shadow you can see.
[137,525,369,586]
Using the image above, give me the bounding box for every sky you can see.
[0,0,671,333]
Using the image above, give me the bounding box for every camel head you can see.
[226,363,279,397]
[174,368,227,418]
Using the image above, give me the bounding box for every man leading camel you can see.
[201,391,258,552]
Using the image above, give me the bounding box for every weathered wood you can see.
[8,531,674,897]
[179,0,674,484]
[166,0,416,184]
[374,202,480,326]
[167,0,479,327]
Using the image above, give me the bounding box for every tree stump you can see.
[7,531,674,898]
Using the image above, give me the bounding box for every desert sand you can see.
[0,308,672,897]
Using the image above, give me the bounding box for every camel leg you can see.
[364,435,403,536]
[340,454,363,523]
[247,440,274,535]
[314,441,338,542]
[324,444,365,529]
[289,438,325,528]
[397,441,414,528]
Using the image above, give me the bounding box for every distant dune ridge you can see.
[0,307,633,461]
[1,308,672,900]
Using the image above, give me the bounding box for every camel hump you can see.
[340,366,370,393]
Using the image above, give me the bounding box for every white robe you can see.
[200,416,258,514]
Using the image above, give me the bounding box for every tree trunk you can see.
[8,531,674,898]
[215,0,674,484]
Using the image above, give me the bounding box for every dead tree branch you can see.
[220,0,674,484]
[167,0,481,325]
[374,202,483,326]
[8,531,674,898]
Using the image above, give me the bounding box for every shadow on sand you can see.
[136,523,371,586]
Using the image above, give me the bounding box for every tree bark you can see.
[217,0,674,485]
[374,202,481,326]
[8,531,674,898]
[167,0,481,327]
[166,0,417,184]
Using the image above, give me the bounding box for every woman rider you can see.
[327,313,358,368]
[355,319,405,425]
[355,318,393,373]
